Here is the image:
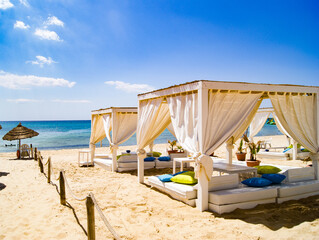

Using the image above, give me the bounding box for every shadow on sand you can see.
[0,183,6,190]
[0,172,10,177]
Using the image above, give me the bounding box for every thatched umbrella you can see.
[2,123,39,157]
[0,125,2,130]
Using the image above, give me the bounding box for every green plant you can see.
[177,145,184,152]
[168,140,177,151]
[243,134,262,161]
[237,139,245,153]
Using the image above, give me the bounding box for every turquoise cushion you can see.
[262,174,286,184]
[241,177,272,187]
[171,171,198,185]
[255,165,281,174]
[158,174,174,182]
[144,157,156,162]
[158,156,171,161]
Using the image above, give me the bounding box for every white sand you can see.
[0,135,319,240]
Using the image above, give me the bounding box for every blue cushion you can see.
[157,174,174,182]
[158,156,171,161]
[144,157,156,162]
[172,171,187,176]
[241,177,272,187]
[262,174,286,184]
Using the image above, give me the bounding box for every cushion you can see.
[262,174,286,184]
[278,180,319,197]
[208,174,239,191]
[171,171,198,185]
[158,174,174,182]
[283,167,315,183]
[153,151,162,157]
[144,157,156,162]
[255,165,281,174]
[158,156,171,161]
[241,177,272,187]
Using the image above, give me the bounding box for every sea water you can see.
[0,119,282,152]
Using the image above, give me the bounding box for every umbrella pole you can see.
[19,139,21,159]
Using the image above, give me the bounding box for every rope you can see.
[90,193,122,240]
[61,171,87,201]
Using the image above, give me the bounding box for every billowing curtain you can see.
[112,112,137,145]
[167,93,199,153]
[136,98,171,152]
[249,111,271,138]
[90,115,106,145]
[270,93,318,153]
[273,112,291,138]
[102,114,112,144]
[203,90,263,155]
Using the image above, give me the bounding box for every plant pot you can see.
[167,150,178,155]
[246,160,261,167]
[236,152,246,161]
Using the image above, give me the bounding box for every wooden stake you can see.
[34,148,37,161]
[86,195,96,240]
[59,171,66,205]
[39,156,44,173]
[47,157,51,183]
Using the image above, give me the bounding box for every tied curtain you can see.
[273,112,291,137]
[136,98,171,153]
[270,93,318,153]
[90,114,106,146]
[102,114,112,144]
[249,110,271,138]
[167,90,263,156]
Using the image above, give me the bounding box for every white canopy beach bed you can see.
[90,107,138,172]
[136,80,319,212]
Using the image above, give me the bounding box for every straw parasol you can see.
[2,123,39,155]
[0,125,2,130]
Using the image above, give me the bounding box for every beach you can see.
[1,135,319,240]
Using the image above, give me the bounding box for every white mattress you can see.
[277,180,319,198]
[209,185,278,205]
[94,158,155,171]
[257,151,289,160]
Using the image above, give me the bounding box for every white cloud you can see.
[26,56,57,67]
[19,0,29,7]
[34,28,62,41]
[52,99,91,103]
[7,98,40,103]
[0,70,75,89]
[14,20,30,29]
[105,81,155,93]
[0,0,14,10]
[45,16,64,27]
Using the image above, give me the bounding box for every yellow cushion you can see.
[171,171,198,185]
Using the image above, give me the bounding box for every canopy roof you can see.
[138,80,319,100]
[91,107,137,115]
[2,123,39,141]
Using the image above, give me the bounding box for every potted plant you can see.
[167,140,178,154]
[236,138,246,161]
[243,134,262,167]
[176,145,184,153]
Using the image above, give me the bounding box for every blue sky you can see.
[0,0,318,120]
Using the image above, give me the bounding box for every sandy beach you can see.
[1,135,319,240]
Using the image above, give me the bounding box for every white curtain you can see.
[102,114,112,144]
[270,93,318,153]
[203,90,263,155]
[249,111,271,138]
[90,115,106,145]
[167,93,199,153]
[166,122,176,137]
[112,112,137,145]
[136,98,171,151]
[273,112,291,138]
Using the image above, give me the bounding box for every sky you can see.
[0,0,318,121]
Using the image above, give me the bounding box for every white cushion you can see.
[165,182,197,200]
[209,185,278,205]
[278,180,319,198]
[257,151,289,159]
[208,174,239,191]
[283,167,315,183]
[118,154,138,162]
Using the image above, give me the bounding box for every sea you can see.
[0,119,283,153]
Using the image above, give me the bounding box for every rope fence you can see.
[34,149,122,240]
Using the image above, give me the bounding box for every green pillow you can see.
[170,171,198,185]
[255,165,281,174]
[117,154,130,160]
[153,151,162,157]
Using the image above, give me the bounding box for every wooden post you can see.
[39,156,44,173]
[86,195,96,240]
[59,171,66,205]
[34,148,37,161]
[47,157,51,183]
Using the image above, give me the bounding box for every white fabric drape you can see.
[167,93,199,153]
[90,115,106,145]
[112,113,137,146]
[273,112,291,137]
[136,98,171,151]
[102,114,112,144]
[249,111,271,138]
[270,93,318,153]
[166,122,176,137]
[203,90,263,155]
